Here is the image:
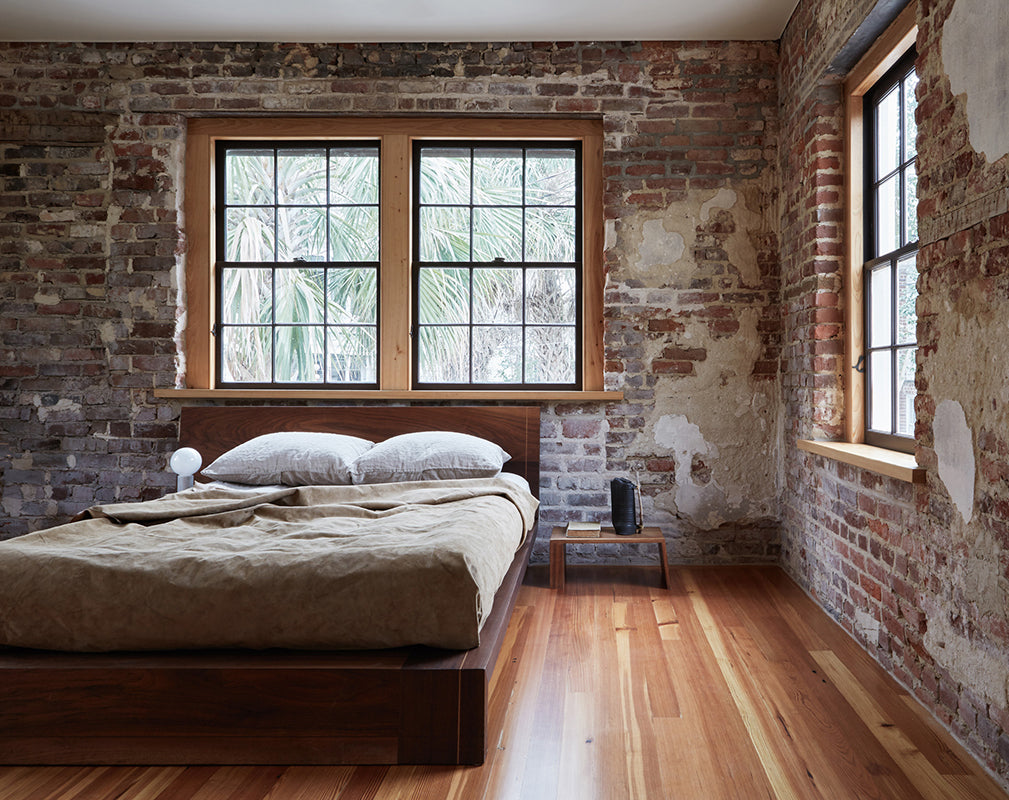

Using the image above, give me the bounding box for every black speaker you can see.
[610,477,639,535]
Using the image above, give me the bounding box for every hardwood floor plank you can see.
[812,649,998,800]
[260,766,355,800]
[682,569,809,800]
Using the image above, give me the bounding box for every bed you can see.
[0,405,540,765]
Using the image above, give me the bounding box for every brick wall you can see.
[780,0,1009,781]
[0,40,781,566]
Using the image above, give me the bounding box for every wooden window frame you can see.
[166,116,614,401]
[800,3,925,483]
[843,5,918,446]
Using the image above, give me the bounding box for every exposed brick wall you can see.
[780,0,1009,782]
[0,40,781,566]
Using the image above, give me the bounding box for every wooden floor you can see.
[2,565,1007,800]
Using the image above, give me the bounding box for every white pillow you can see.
[202,431,374,486]
[350,431,510,484]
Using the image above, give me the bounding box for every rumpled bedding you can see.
[0,477,538,652]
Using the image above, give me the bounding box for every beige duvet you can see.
[0,477,538,652]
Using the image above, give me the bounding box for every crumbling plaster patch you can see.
[622,185,764,287]
[645,309,777,529]
[923,289,1009,706]
[933,399,975,524]
[942,0,1009,163]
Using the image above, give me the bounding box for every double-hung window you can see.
[862,48,918,452]
[216,142,380,387]
[180,118,604,397]
[413,142,581,388]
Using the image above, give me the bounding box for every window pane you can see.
[473,326,522,383]
[277,149,327,205]
[904,162,918,245]
[275,326,324,382]
[869,264,893,348]
[875,174,901,255]
[330,206,379,262]
[875,86,901,180]
[222,326,271,382]
[330,148,379,204]
[420,206,470,261]
[221,267,271,324]
[473,207,522,262]
[226,149,273,205]
[420,149,470,205]
[896,253,917,345]
[526,326,576,383]
[896,347,917,437]
[418,326,469,383]
[473,149,523,206]
[226,207,275,261]
[276,207,327,261]
[526,149,577,206]
[473,268,522,324]
[903,71,919,162]
[327,267,377,324]
[327,326,376,383]
[418,268,470,323]
[869,350,893,433]
[527,268,576,324]
[275,267,324,324]
[526,207,576,262]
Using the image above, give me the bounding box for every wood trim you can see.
[797,439,924,483]
[182,128,214,389]
[842,7,917,445]
[155,388,621,401]
[186,117,604,140]
[182,116,606,396]
[582,129,605,391]
[380,134,411,390]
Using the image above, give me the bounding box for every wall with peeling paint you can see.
[780,0,1009,783]
[0,40,782,571]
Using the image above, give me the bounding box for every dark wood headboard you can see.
[179,405,541,497]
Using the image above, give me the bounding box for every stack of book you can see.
[565,521,602,537]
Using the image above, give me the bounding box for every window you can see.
[862,49,918,452]
[215,142,379,387]
[176,118,605,397]
[413,142,581,388]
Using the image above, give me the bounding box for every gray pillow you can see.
[350,431,510,484]
[202,431,374,486]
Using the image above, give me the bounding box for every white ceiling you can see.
[2,0,800,43]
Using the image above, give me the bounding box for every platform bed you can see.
[0,405,540,766]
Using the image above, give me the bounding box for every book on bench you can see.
[566,521,602,537]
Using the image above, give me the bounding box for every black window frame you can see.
[862,48,918,454]
[410,140,584,391]
[213,139,381,389]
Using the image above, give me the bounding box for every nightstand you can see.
[549,525,670,590]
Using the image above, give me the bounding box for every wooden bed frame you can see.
[0,405,540,766]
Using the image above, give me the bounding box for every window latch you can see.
[211,323,219,339]
[853,355,866,373]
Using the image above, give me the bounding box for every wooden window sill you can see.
[797,439,925,484]
[155,388,623,402]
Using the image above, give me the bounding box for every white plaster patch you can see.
[933,399,976,524]
[924,605,1009,708]
[854,608,880,643]
[636,219,686,270]
[604,219,617,252]
[33,292,59,306]
[942,0,1009,162]
[699,187,737,223]
[653,414,733,529]
[31,395,82,423]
